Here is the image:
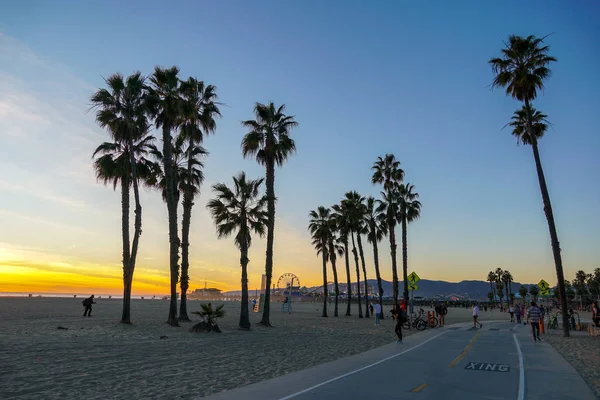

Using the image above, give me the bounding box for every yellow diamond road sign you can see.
[540,289,550,296]
[538,280,549,290]
[409,284,418,291]
[408,272,420,285]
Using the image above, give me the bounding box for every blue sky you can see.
[0,1,599,293]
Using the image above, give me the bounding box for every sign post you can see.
[407,272,420,315]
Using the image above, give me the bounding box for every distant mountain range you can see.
[222,279,535,300]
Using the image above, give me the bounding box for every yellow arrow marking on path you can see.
[412,383,428,393]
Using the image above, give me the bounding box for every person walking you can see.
[515,306,522,324]
[391,303,405,343]
[472,303,483,329]
[592,301,599,328]
[439,303,448,327]
[509,305,515,322]
[82,294,95,317]
[527,301,542,342]
[373,301,382,326]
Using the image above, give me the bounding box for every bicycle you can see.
[547,312,558,329]
[403,308,428,331]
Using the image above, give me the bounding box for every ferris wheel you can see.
[277,273,300,293]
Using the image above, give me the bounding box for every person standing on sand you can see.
[391,303,405,343]
[472,303,483,329]
[82,295,95,317]
[592,301,599,327]
[527,301,542,342]
[439,303,447,327]
[373,301,382,326]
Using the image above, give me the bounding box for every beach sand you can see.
[543,312,600,398]
[0,298,496,399]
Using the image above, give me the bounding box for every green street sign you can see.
[408,272,420,285]
[408,283,418,291]
[538,280,549,290]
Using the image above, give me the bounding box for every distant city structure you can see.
[189,280,222,299]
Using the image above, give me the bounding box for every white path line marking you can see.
[513,333,525,400]
[278,331,447,400]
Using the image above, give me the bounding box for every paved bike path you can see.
[203,321,595,400]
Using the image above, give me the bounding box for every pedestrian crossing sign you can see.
[538,279,549,290]
[408,284,418,291]
[408,272,420,285]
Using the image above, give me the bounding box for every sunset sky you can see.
[1,1,599,295]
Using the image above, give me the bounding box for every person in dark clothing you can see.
[82,295,96,317]
[527,301,542,342]
[391,303,405,343]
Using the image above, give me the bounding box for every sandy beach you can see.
[0,297,486,399]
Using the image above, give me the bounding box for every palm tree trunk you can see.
[162,124,180,327]
[351,232,363,318]
[120,175,132,324]
[329,239,339,317]
[344,239,352,316]
[357,234,370,318]
[389,222,399,308]
[260,160,275,327]
[525,99,569,338]
[239,241,251,330]
[372,237,384,319]
[321,238,328,318]
[401,214,409,307]
[505,282,510,309]
[179,188,193,321]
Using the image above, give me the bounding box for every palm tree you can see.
[309,206,331,318]
[398,183,421,307]
[372,154,404,307]
[206,172,268,330]
[529,285,539,301]
[496,281,505,305]
[91,72,153,324]
[364,196,388,317]
[487,271,497,303]
[489,34,568,336]
[573,270,588,308]
[341,192,366,318]
[327,214,343,317]
[148,65,185,327]
[345,191,371,318]
[177,77,221,321]
[502,270,513,308]
[242,102,298,327]
[332,204,352,316]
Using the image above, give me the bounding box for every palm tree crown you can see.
[364,196,387,244]
[506,106,549,145]
[398,183,422,223]
[489,34,557,102]
[241,102,298,166]
[371,154,404,192]
[206,173,268,248]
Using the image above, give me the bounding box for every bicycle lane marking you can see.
[447,330,481,368]
[277,331,448,400]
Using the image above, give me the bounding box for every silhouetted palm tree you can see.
[207,172,267,330]
[489,34,568,336]
[242,102,298,327]
[327,214,343,317]
[309,206,331,318]
[502,270,513,307]
[398,183,421,307]
[340,192,366,318]
[177,77,221,321]
[332,204,352,316]
[372,154,404,307]
[148,66,185,326]
[487,271,497,303]
[345,191,371,317]
[364,196,388,318]
[91,72,153,324]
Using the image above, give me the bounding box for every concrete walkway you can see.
[203,320,595,400]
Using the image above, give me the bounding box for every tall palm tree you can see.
[309,206,331,318]
[91,72,153,324]
[178,77,221,321]
[398,183,421,307]
[206,172,268,330]
[372,154,404,307]
[489,34,568,337]
[502,270,513,308]
[148,66,185,327]
[332,204,352,316]
[486,271,497,303]
[242,102,298,327]
[327,214,343,317]
[341,192,365,318]
[345,191,371,317]
[364,196,388,318]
